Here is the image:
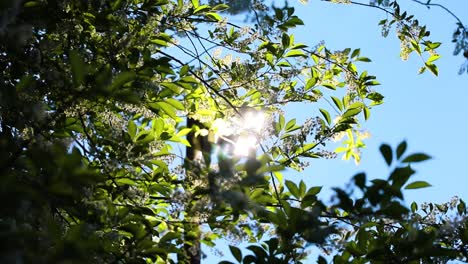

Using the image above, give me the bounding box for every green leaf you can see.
[319,108,331,125]
[299,180,306,198]
[402,153,431,163]
[322,83,336,90]
[356,57,371,62]
[276,114,285,132]
[180,65,189,77]
[155,0,169,5]
[194,5,211,14]
[348,101,365,109]
[128,121,137,139]
[285,180,300,198]
[405,181,432,189]
[351,48,361,58]
[331,96,343,111]
[410,40,422,55]
[458,200,466,215]
[277,61,291,67]
[305,77,317,90]
[317,256,327,264]
[229,245,242,262]
[24,1,40,7]
[109,72,136,91]
[411,201,418,213]
[150,36,170,47]
[282,33,290,47]
[418,66,427,74]
[366,92,384,102]
[285,119,296,132]
[177,128,192,137]
[285,50,306,58]
[135,131,155,144]
[148,102,178,120]
[389,166,415,189]
[363,107,370,120]
[379,144,393,166]
[70,51,86,88]
[427,54,441,64]
[306,186,322,196]
[116,178,136,186]
[425,63,439,76]
[165,98,184,110]
[354,173,366,189]
[342,107,361,119]
[291,43,308,49]
[211,4,229,11]
[424,41,441,50]
[205,12,221,22]
[396,141,407,160]
[191,0,199,8]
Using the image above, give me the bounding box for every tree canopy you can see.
[0,0,467,263]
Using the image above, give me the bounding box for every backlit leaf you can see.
[405,181,432,189]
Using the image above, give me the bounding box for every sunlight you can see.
[213,110,265,157]
[241,111,265,133]
[233,110,265,157]
[233,135,257,157]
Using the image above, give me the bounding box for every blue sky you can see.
[204,0,468,262]
[288,0,468,205]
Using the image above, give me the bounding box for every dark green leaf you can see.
[306,186,322,196]
[282,33,290,47]
[356,57,371,62]
[331,96,343,111]
[405,181,432,189]
[354,173,366,189]
[366,92,384,102]
[402,153,431,163]
[109,72,136,91]
[229,245,242,263]
[351,48,360,58]
[317,256,327,264]
[396,141,407,160]
[379,144,393,166]
[363,107,370,120]
[285,180,300,198]
[458,200,466,215]
[319,108,331,125]
[70,51,86,88]
[425,63,439,76]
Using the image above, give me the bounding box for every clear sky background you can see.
[289,0,468,206]
[204,0,468,262]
